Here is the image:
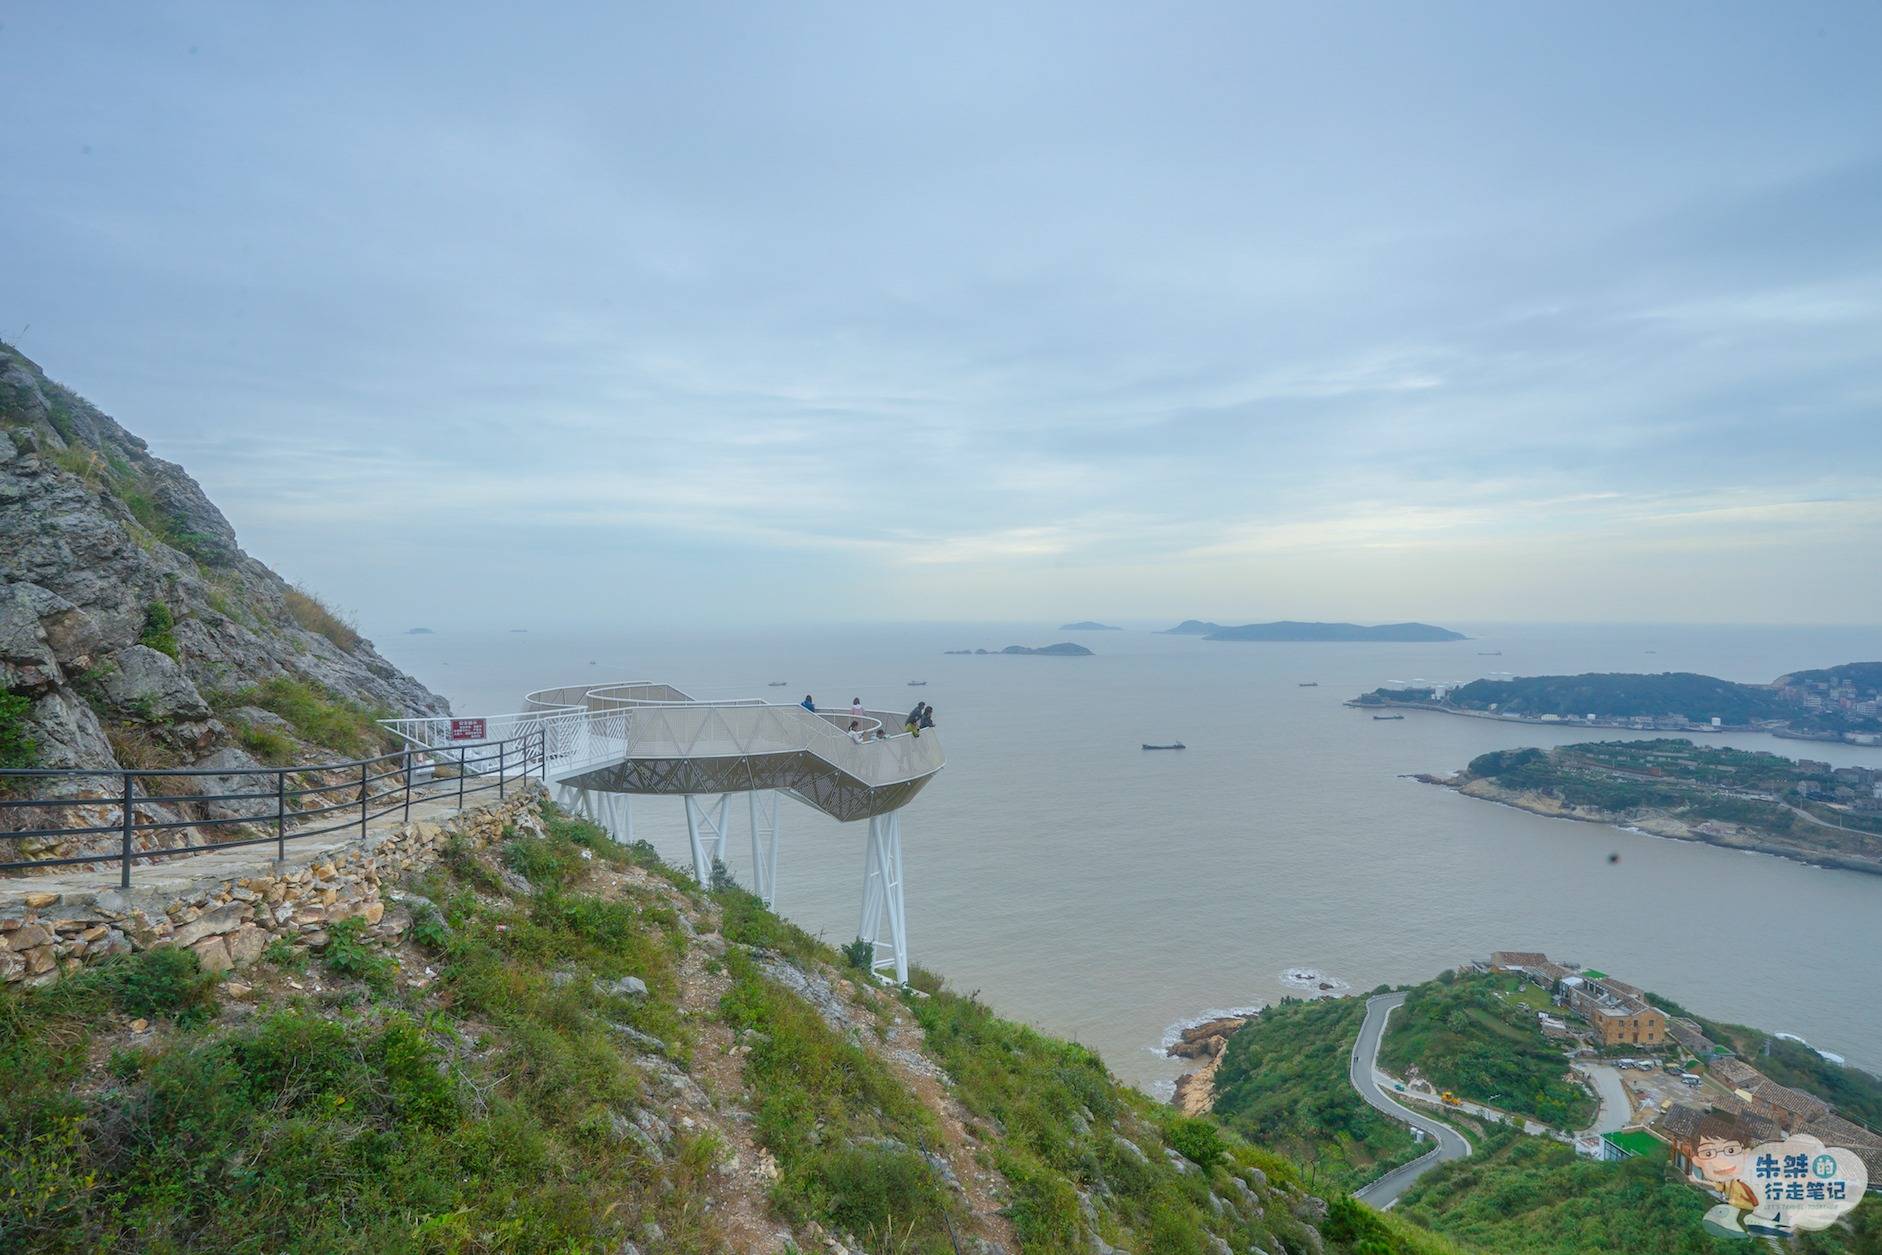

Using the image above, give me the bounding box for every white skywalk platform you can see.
[382,681,943,981]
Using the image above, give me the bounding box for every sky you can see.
[4,3,1880,630]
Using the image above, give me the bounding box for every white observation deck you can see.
[382,681,942,981]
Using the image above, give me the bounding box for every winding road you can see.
[1349,992,1473,1209]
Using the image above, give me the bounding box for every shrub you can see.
[25,947,223,1028]
[227,676,389,758]
[321,917,396,991]
[0,691,35,772]
[1165,1115,1225,1171]
[283,585,362,652]
[842,937,876,973]
[235,720,296,764]
[49,443,103,485]
[138,600,178,658]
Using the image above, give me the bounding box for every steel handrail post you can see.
[276,770,286,861]
[119,771,133,889]
[458,746,466,810]
[499,739,507,800]
[359,760,368,839]
[402,748,413,824]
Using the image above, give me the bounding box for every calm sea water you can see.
[374,622,1882,1090]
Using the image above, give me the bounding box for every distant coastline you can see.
[1417,740,1882,876]
[1350,663,1882,745]
[1058,620,1122,631]
[1161,619,1465,642]
[943,642,1094,656]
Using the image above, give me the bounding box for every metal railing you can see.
[0,729,547,888]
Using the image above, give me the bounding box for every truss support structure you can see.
[683,793,731,886]
[857,811,908,984]
[747,789,782,907]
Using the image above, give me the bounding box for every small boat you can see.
[1373,714,1405,721]
[1298,682,1318,687]
[907,680,928,687]
[1477,650,1502,656]
[767,681,788,687]
[1142,742,1186,750]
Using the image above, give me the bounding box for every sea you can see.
[373,621,1882,1093]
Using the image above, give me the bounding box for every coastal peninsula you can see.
[1352,664,1882,744]
[1059,620,1122,631]
[1426,740,1882,875]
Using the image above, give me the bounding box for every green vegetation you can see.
[1397,1126,1880,1255]
[138,600,179,658]
[912,973,1319,1254]
[283,585,362,652]
[1463,740,1882,866]
[1449,672,1787,723]
[1210,995,1422,1193]
[1396,1126,1733,1254]
[4,797,1476,1255]
[0,801,713,1252]
[1379,972,1594,1130]
[0,691,36,772]
[219,676,392,759]
[719,946,957,1247]
[232,718,297,765]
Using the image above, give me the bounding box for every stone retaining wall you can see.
[0,785,545,985]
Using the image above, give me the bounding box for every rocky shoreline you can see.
[1418,773,1882,878]
[1165,1014,1250,1116]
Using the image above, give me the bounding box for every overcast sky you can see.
[5,3,1880,629]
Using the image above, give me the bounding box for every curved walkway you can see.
[1349,992,1472,1209]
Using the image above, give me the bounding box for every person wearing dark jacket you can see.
[801,695,816,712]
[918,705,936,731]
[904,702,924,736]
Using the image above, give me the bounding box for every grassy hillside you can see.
[1397,1126,1881,1255]
[1209,994,1424,1194]
[1,798,1469,1255]
[1378,972,1595,1131]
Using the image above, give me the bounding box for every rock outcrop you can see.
[1,342,447,864]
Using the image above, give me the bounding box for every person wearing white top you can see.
[850,697,864,721]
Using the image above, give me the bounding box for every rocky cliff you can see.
[0,343,446,860]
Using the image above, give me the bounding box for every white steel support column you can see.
[857,811,908,984]
[747,789,782,907]
[683,794,730,886]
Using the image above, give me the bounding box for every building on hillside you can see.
[1668,1017,1718,1056]
[1489,951,1551,972]
[1707,1058,1834,1128]
[1563,975,1668,1047]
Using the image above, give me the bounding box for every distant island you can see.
[1160,619,1465,642]
[1160,620,1224,635]
[1352,662,1882,744]
[405,627,435,635]
[1425,739,1882,876]
[943,642,1094,656]
[1058,620,1122,631]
